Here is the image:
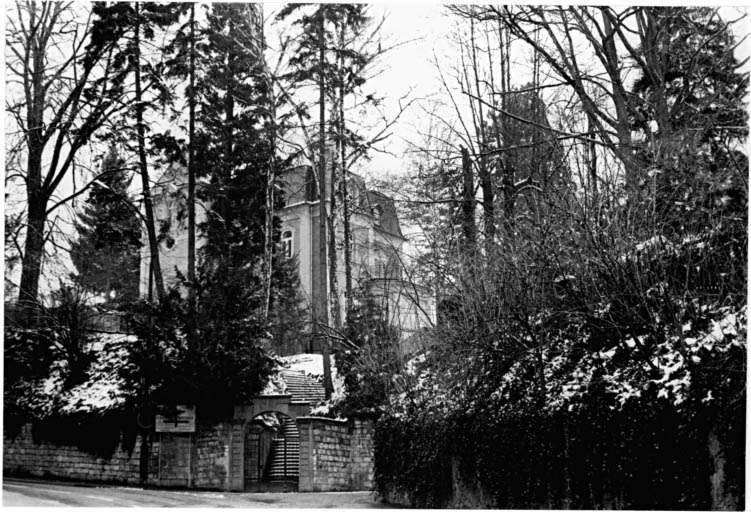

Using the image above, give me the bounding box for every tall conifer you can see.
[70,146,141,306]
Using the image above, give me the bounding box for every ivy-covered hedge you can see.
[375,399,744,509]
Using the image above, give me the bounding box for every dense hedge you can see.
[31,411,139,459]
[375,400,744,509]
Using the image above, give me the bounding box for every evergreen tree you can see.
[279,5,382,322]
[70,146,141,306]
[180,3,276,415]
[89,2,188,301]
[335,294,402,416]
[268,255,310,356]
[630,7,748,234]
[278,4,386,397]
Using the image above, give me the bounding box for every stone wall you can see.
[194,422,231,490]
[349,419,375,490]
[4,422,232,490]
[3,423,149,485]
[5,416,375,494]
[153,433,191,487]
[297,416,374,492]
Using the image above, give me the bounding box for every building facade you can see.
[139,159,435,356]
[278,163,435,353]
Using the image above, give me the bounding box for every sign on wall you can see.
[155,405,196,433]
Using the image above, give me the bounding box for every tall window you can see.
[281,230,293,258]
[372,205,382,226]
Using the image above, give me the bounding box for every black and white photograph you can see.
[3,2,747,509]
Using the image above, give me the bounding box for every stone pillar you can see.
[297,417,313,491]
[228,420,246,491]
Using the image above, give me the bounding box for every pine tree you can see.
[70,146,141,306]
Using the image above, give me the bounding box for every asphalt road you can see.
[3,478,394,508]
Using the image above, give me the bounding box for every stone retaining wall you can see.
[3,423,150,485]
[297,417,374,492]
[194,422,231,489]
[5,416,374,493]
[4,423,230,489]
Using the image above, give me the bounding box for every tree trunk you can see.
[479,161,494,255]
[501,156,515,234]
[223,22,235,243]
[328,125,342,330]
[263,97,276,323]
[328,172,342,330]
[339,25,354,317]
[187,4,197,349]
[342,151,353,315]
[708,428,738,510]
[17,23,48,314]
[600,9,638,197]
[139,429,150,485]
[586,113,598,200]
[18,190,46,315]
[318,9,333,399]
[468,19,494,255]
[135,4,165,301]
[460,146,477,255]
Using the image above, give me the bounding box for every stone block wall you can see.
[349,419,375,490]
[153,433,191,487]
[229,420,246,491]
[4,422,232,490]
[194,422,230,489]
[5,416,374,493]
[297,416,374,492]
[143,423,233,489]
[3,423,149,485]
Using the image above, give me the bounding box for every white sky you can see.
[367,4,750,180]
[264,4,749,181]
[4,3,750,299]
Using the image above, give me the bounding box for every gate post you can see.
[297,418,314,491]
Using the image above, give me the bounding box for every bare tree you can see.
[6,1,132,314]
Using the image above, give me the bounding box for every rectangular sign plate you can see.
[155,405,196,433]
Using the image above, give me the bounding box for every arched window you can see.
[281,230,293,258]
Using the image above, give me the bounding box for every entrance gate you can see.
[230,394,315,492]
[243,411,300,492]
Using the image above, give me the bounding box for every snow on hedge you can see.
[20,333,137,417]
[387,304,746,417]
[541,304,745,411]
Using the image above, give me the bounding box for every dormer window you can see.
[372,205,383,227]
[281,230,293,258]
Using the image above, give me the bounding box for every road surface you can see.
[3,477,393,508]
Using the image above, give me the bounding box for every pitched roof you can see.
[279,165,405,240]
[364,190,405,240]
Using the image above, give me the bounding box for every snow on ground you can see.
[259,371,288,395]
